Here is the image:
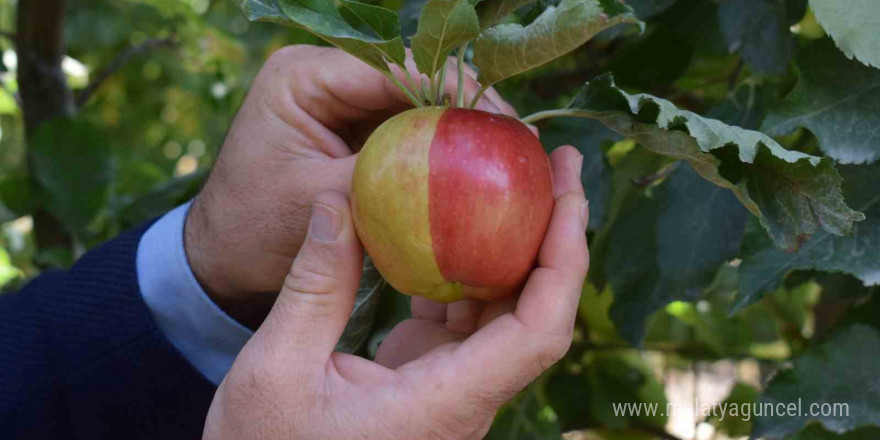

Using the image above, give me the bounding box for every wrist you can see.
[184,197,273,329]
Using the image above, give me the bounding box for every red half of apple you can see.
[351,107,554,302]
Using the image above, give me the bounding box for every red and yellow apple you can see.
[351,107,553,302]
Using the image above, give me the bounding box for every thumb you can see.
[258,190,363,364]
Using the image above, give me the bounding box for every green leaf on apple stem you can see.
[475,0,535,29]
[411,0,479,79]
[241,0,407,74]
[529,73,864,252]
[471,0,642,88]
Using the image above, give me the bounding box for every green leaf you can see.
[785,271,872,299]
[411,0,479,78]
[476,0,535,29]
[486,388,563,440]
[545,371,591,431]
[706,383,758,437]
[717,0,795,75]
[538,117,620,231]
[0,172,33,221]
[589,146,670,291]
[810,0,880,69]
[585,352,668,430]
[737,162,880,312]
[625,0,678,19]
[472,0,641,87]
[707,79,777,131]
[398,0,429,37]
[547,73,864,251]
[763,39,880,164]
[835,293,880,333]
[366,286,411,359]
[657,266,783,359]
[787,424,880,440]
[579,283,622,345]
[0,246,23,289]
[588,146,670,290]
[604,24,694,91]
[753,324,880,438]
[242,0,406,73]
[28,118,113,237]
[546,355,667,434]
[786,0,808,26]
[607,162,749,346]
[336,256,386,353]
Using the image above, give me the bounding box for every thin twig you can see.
[0,30,14,40]
[727,58,745,92]
[632,162,680,188]
[75,35,178,108]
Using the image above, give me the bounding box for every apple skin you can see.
[351,107,553,302]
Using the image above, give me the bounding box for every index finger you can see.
[283,46,517,130]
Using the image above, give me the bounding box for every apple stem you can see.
[403,69,422,101]
[456,43,467,108]
[520,108,593,124]
[468,84,489,109]
[436,58,448,105]
[384,71,424,108]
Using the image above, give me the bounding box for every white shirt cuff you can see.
[136,201,254,385]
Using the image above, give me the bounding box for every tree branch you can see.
[75,35,177,108]
[18,0,75,252]
[727,58,745,92]
[18,0,74,133]
[632,162,680,188]
[0,30,14,40]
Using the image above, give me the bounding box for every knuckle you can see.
[534,333,572,371]
[573,253,590,279]
[266,45,318,66]
[284,263,337,296]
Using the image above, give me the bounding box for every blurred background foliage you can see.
[2,0,879,439]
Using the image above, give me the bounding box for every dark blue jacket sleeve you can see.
[0,225,216,439]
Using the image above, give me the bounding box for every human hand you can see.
[202,146,589,440]
[184,46,516,327]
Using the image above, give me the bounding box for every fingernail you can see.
[580,200,589,229]
[309,203,342,242]
[574,154,584,177]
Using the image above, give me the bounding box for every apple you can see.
[351,107,554,302]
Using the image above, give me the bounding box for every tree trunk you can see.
[17,0,74,252]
